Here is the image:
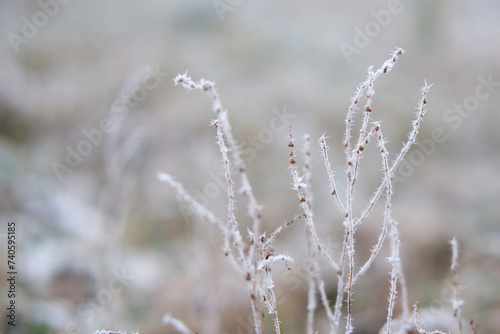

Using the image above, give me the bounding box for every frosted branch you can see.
[412,303,447,334]
[263,214,300,250]
[353,124,391,284]
[175,72,262,240]
[450,237,464,334]
[354,81,433,230]
[385,219,401,334]
[157,172,224,232]
[289,128,338,333]
[319,135,347,214]
[344,48,405,164]
[163,313,195,334]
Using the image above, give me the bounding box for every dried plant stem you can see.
[213,120,248,267]
[399,257,411,325]
[320,49,421,333]
[263,215,299,250]
[354,81,433,230]
[413,303,447,334]
[261,268,281,334]
[320,135,347,215]
[345,67,377,333]
[344,48,404,164]
[450,238,464,334]
[163,313,196,334]
[385,219,400,334]
[303,134,319,334]
[161,48,443,334]
[351,66,376,193]
[250,281,263,334]
[174,73,262,245]
[345,186,355,334]
[289,130,340,273]
[344,67,376,333]
[353,124,391,285]
[169,73,301,334]
[213,120,267,334]
[332,247,347,332]
[174,73,266,334]
[306,263,317,334]
[157,173,225,233]
[289,128,337,333]
[393,219,410,327]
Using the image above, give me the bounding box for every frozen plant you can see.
[156,48,473,334]
[158,71,295,334]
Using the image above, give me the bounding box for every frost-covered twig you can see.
[319,135,347,215]
[350,65,376,195]
[395,221,410,326]
[355,81,433,230]
[212,120,247,267]
[263,214,300,250]
[343,50,404,334]
[289,128,337,333]
[302,134,318,334]
[174,73,262,241]
[303,134,313,204]
[169,73,308,334]
[385,219,400,334]
[259,266,282,334]
[320,50,426,333]
[157,172,245,276]
[158,49,443,334]
[412,303,447,334]
[306,266,318,334]
[344,48,405,163]
[259,253,293,334]
[353,124,391,285]
[174,73,268,333]
[450,238,464,334]
[157,172,225,233]
[163,313,196,334]
[288,129,340,273]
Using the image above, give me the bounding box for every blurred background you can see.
[0,0,499,333]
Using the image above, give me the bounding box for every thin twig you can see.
[289,128,337,333]
[174,73,265,334]
[174,73,263,240]
[450,238,464,334]
[354,81,433,230]
[212,120,248,268]
[344,48,405,167]
[303,134,318,334]
[412,303,447,334]
[319,135,347,215]
[385,219,400,334]
[163,313,196,334]
[263,214,300,250]
[353,124,391,284]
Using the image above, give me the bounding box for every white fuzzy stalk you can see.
[163,313,195,334]
[450,238,464,334]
